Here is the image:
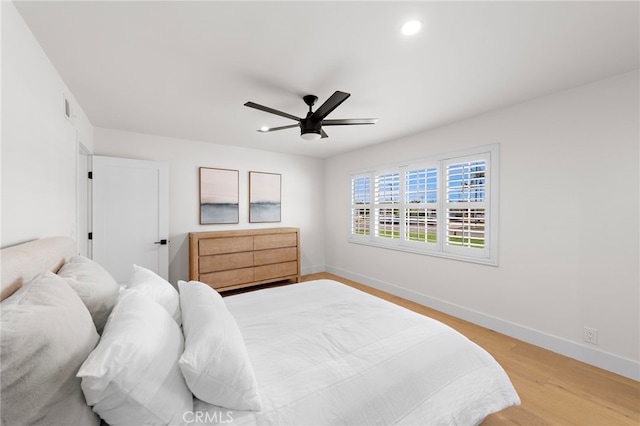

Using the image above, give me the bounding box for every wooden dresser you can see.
[189,228,300,292]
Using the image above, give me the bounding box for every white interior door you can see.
[92,156,169,284]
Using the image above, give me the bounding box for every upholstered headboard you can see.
[0,236,76,301]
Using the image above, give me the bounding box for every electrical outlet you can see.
[583,327,598,345]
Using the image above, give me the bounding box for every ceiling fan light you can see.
[301,131,322,141]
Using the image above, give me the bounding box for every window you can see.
[349,145,499,265]
[404,166,438,245]
[443,153,490,260]
[351,175,371,236]
[374,172,400,239]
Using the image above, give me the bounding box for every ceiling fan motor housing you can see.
[301,95,321,138]
[300,117,322,137]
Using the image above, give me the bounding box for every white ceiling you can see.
[14,1,640,158]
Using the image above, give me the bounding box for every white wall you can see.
[324,70,640,379]
[1,1,93,248]
[4,0,637,379]
[93,128,326,285]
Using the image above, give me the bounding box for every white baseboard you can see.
[325,266,640,382]
[301,265,326,276]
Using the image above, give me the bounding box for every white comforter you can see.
[194,279,519,425]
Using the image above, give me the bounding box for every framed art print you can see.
[199,167,239,224]
[249,171,281,223]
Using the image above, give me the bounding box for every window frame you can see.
[348,144,499,266]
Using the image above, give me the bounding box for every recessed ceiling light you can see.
[259,126,269,132]
[401,19,422,36]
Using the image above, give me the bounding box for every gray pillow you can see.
[1,271,100,426]
[58,255,120,334]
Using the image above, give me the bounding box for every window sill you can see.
[347,237,498,266]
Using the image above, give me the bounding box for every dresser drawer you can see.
[200,236,253,255]
[200,267,254,289]
[199,252,254,273]
[253,233,297,250]
[254,261,298,281]
[254,247,297,266]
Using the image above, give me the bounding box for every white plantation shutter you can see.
[444,153,490,259]
[351,175,371,237]
[403,166,438,251]
[349,145,498,265]
[374,172,400,240]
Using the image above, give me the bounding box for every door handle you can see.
[154,239,169,245]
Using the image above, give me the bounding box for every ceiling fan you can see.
[244,91,377,141]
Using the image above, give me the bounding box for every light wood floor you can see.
[300,273,640,425]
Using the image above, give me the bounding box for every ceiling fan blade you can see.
[321,129,328,139]
[258,124,299,132]
[310,91,350,122]
[322,118,378,126]
[244,102,301,122]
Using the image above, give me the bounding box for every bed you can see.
[1,236,519,425]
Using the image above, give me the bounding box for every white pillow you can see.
[1,271,100,426]
[126,264,181,326]
[57,255,120,334]
[178,280,262,411]
[77,290,193,426]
